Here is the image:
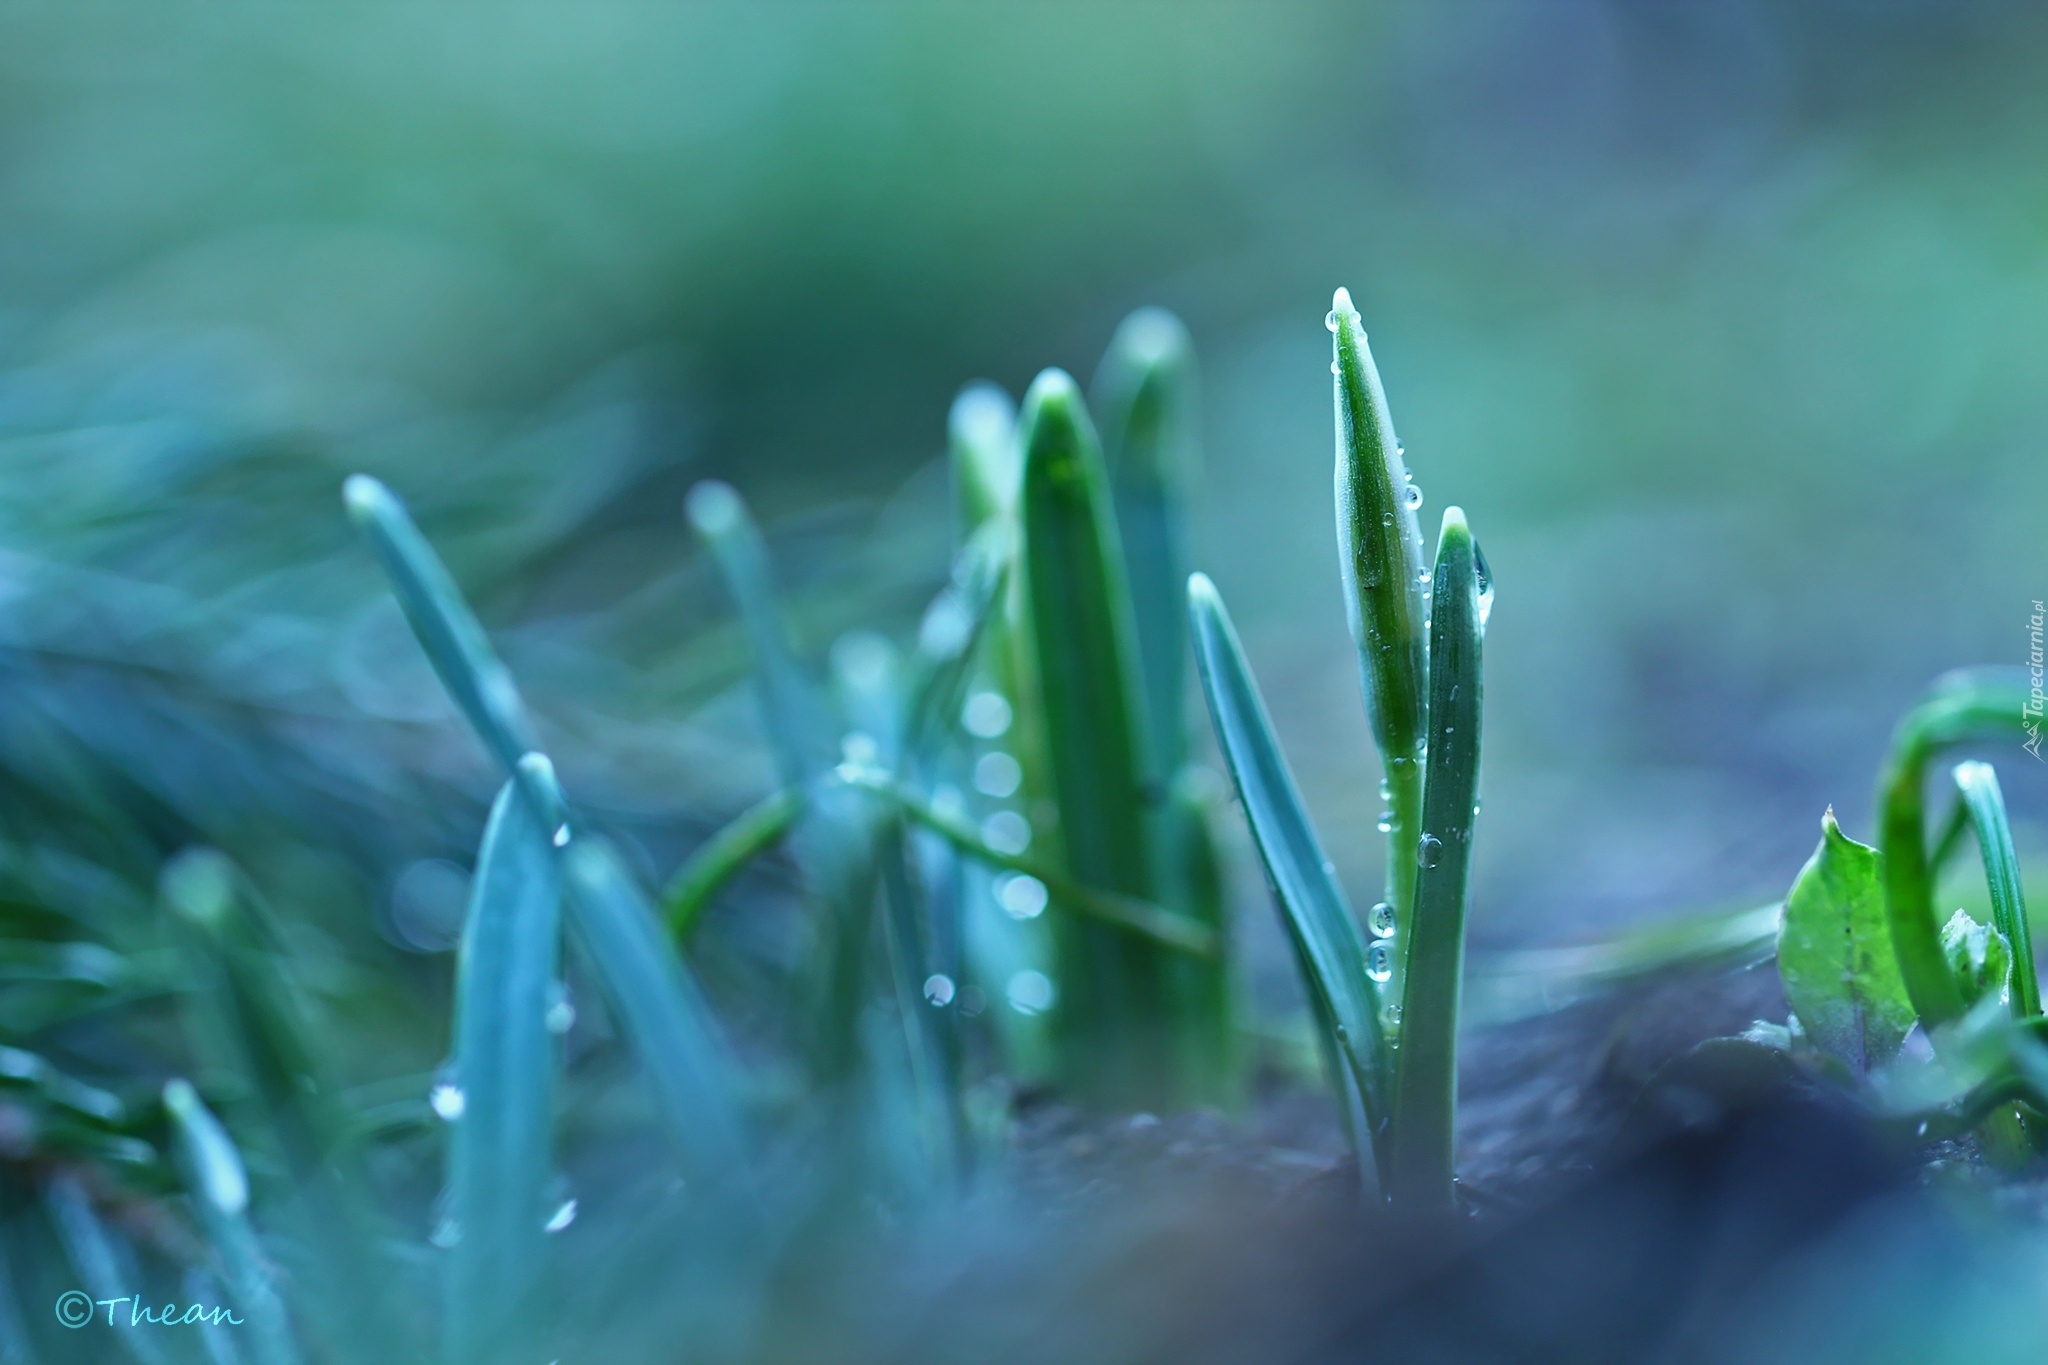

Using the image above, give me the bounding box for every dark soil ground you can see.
[815,959,1991,1365]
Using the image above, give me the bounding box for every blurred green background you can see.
[0,0,2043,974]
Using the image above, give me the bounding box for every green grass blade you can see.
[1953,761,2037,1018]
[43,1175,168,1365]
[949,381,1019,536]
[342,476,534,776]
[687,480,838,786]
[1329,288,1428,969]
[877,814,966,1185]
[445,765,564,1365]
[1158,773,1239,1108]
[1015,367,1169,1102]
[903,531,1009,761]
[863,772,1218,958]
[163,1079,302,1365]
[1388,508,1485,1209]
[162,851,408,1365]
[1877,668,2035,1030]
[562,837,749,1182]
[1188,573,1390,1171]
[0,1046,123,1127]
[663,787,804,944]
[1092,307,1197,783]
[0,1235,31,1365]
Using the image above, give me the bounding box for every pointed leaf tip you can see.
[685,480,743,536]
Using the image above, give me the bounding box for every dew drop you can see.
[1381,511,1394,528]
[429,1082,466,1122]
[1366,941,1393,983]
[1330,360,1342,375]
[1376,811,1395,833]
[1006,969,1056,1016]
[1418,568,1432,587]
[974,751,1023,798]
[1384,1004,1402,1028]
[1325,310,1341,333]
[545,982,576,1036]
[1369,901,1396,938]
[998,872,1048,919]
[1377,778,1392,801]
[923,973,956,1007]
[1474,541,1495,628]
[545,1199,578,1234]
[1403,484,1423,510]
[981,811,1031,855]
[963,692,1013,739]
[1417,834,1444,868]
[552,825,571,848]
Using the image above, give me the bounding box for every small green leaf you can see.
[1942,908,2012,1010]
[1188,572,1389,1180]
[343,475,534,776]
[445,767,563,1365]
[164,1079,302,1365]
[1779,809,1915,1073]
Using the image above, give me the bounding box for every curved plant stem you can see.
[1877,668,2034,1030]
[852,772,1220,960]
[1952,761,2037,1019]
[662,787,805,943]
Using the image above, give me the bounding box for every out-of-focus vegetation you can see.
[0,3,2046,1361]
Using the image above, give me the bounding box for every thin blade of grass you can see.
[1188,572,1390,1172]
[949,382,1020,536]
[687,480,838,786]
[43,1175,167,1365]
[903,531,1009,760]
[1329,289,1427,981]
[1015,367,1169,1103]
[162,852,407,1365]
[562,837,749,1182]
[444,767,563,1365]
[861,772,1218,959]
[0,1236,31,1365]
[1878,668,2035,1029]
[1953,761,2037,1018]
[162,1079,301,1365]
[662,787,804,944]
[342,476,533,776]
[1091,307,1197,784]
[1388,508,1485,1210]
